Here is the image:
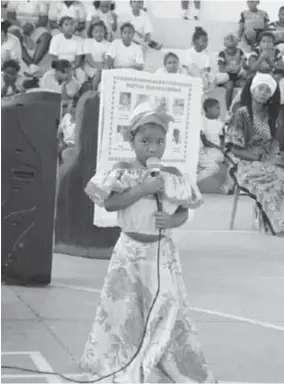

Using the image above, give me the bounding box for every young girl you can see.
[156,51,186,74]
[83,20,110,90]
[218,34,247,110]
[106,22,144,70]
[184,27,229,91]
[86,1,117,42]
[48,16,85,84]
[79,100,216,383]
[249,30,284,76]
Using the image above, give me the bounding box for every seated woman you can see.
[226,72,284,236]
[6,0,51,76]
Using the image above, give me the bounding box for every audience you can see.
[248,30,284,75]
[198,98,225,182]
[238,1,269,49]
[218,34,247,110]
[106,22,144,70]
[184,27,229,91]
[1,59,24,96]
[1,19,22,63]
[48,1,86,36]
[48,16,85,84]
[6,0,51,75]
[86,1,117,42]
[156,52,186,74]
[268,6,284,54]
[40,59,80,99]
[83,20,110,90]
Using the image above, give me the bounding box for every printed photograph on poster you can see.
[172,98,185,116]
[116,125,129,142]
[119,92,132,111]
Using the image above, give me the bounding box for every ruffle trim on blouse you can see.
[85,168,202,208]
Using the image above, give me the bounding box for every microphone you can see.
[146,157,163,212]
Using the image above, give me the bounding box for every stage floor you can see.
[2,195,284,383]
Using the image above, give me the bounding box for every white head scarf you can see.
[250,72,277,96]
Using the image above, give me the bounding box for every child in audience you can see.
[1,59,24,97]
[156,52,186,74]
[106,22,144,70]
[218,34,247,110]
[198,98,225,182]
[184,27,229,91]
[49,16,85,84]
[238,1,269,49]
[58,98,77,147]
[40,59,80,101]
[48,1,86,36]
[248,30,284,75]
[84,20,110,90]
[86,1,117,41]
[269,6,284,54]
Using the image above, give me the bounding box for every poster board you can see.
[94,69,203,227]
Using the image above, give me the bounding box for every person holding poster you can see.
[80,100,216,383]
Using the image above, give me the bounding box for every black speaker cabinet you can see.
[1,91,61,285]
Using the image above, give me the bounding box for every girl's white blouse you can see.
[85,168,202,236]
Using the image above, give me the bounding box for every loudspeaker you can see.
[1,91,61,285]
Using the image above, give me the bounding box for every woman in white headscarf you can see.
[226,72,284,236]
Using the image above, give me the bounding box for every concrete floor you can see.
[2,194,284,384]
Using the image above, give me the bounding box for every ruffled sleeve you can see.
[85,169,132,207]
[163,172,202,208]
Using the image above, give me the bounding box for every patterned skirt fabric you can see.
[233,160,284,234]
[79,233,216,383]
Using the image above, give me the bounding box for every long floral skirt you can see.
[232,160,284,234]
[79,233,216,383]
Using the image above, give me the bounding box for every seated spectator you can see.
[156,52,186,74]
[1,19,22,63]
[126,0,162,52]
[238,1,269,49]
[86,1,117,42]
[48,1,86,36]
[248,30,284,75]
[106,22,144,70]
[83,20,110,90]
[1,59,24,97]
[6,0,51,74]
[40,59,80,100]
[218,34,247,110]
[268,6,284,54]
[198,98,225,182]
[49,16,85,84]
[184,27,229,91]
[226,73,283,235]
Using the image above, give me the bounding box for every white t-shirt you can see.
[7,0,48,26]
[202,116,223,145]
[86,8,114,35]
[49,33,83,62]
[124,9,153,43]
[48,1,86,22]
[83,39,110,62]
[185,46,210,71]
[106,39,144,68]
[1,33,22,62]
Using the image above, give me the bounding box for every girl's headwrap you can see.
[250,72,277,96]
[128,100,175,134]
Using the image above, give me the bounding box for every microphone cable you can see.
[2,208,163,384]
